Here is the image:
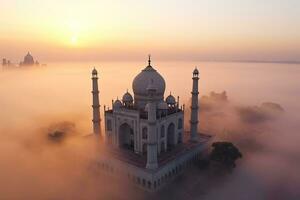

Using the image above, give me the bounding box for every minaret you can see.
[92,68,101,136]
[190,67,199,141]
[146,79,158,169]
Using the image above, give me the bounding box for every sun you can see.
[71,35,78,45]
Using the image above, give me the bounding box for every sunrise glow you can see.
[0,0,299,62]
[1,1,300,199]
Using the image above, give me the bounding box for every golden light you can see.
[71,35,78,45]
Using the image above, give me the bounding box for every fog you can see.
[197,91,300,200]
[0,62,300,199]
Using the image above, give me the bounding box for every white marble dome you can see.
[166,94,176,105]
[132,57,167,109]
[113,99,122,109]
[132,65,165,97]
[122,91,133,103]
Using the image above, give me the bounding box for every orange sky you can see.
[0,0,299,62]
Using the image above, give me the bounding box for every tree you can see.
[210,142,242,171]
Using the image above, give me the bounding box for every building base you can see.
[94,133,213,192]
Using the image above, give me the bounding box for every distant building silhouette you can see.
[2,52,42,69]
[22,52,35,66]
[2,58,7,66]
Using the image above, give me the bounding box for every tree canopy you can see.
[210,142,242,170]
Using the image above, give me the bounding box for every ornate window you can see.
[142,127,148,139]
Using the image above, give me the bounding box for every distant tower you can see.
[92,68,101,136]
[190,67,199,141]
[146,79,158,169]
[2,58,7,66]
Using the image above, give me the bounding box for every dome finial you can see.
[148,54,151,66]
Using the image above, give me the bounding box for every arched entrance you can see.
[167,123,175,150]
[119,123,134,151]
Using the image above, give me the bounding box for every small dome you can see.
[158,101,168,110]
[166,94,176,105]
[122,91,133,103]
[193,67,199,76]
[113,99,122,109]
[92,68,98,75]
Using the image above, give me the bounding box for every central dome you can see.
[132,58,166,108]
[23,52,34,65]
[132,66,166,95]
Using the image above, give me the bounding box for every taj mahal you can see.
[91,56,212,191]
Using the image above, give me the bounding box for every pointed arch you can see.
[119,123,134,151]
[167,123,175,150]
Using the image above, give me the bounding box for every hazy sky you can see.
[0,0,299,62]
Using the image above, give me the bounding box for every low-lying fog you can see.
[0,61,299,200]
